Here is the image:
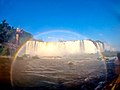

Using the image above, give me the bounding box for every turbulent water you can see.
[12,55,106,89]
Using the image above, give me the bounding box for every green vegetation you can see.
[0,20,15,43]
[0,20,32,56]
[16,54,30,60]
[16,55,40,60]
[32,56,40,59]
[16,56,24,60]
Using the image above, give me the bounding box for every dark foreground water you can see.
[0,56,13,90]
[11,55,107,90]
[0,55,117,90]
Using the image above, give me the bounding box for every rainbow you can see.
[10,30,106,86]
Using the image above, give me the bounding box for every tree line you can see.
[0,20,32,56]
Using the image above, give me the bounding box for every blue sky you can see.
[0,0,120,50]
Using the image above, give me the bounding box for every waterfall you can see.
[24,39,109,57]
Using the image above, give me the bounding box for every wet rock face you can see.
[106,59,116,80]
[117,52,120,60]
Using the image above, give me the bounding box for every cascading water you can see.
[23,39,113,57]
[25,40,81,56]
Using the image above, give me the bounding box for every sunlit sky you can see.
[0,0,120,50]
